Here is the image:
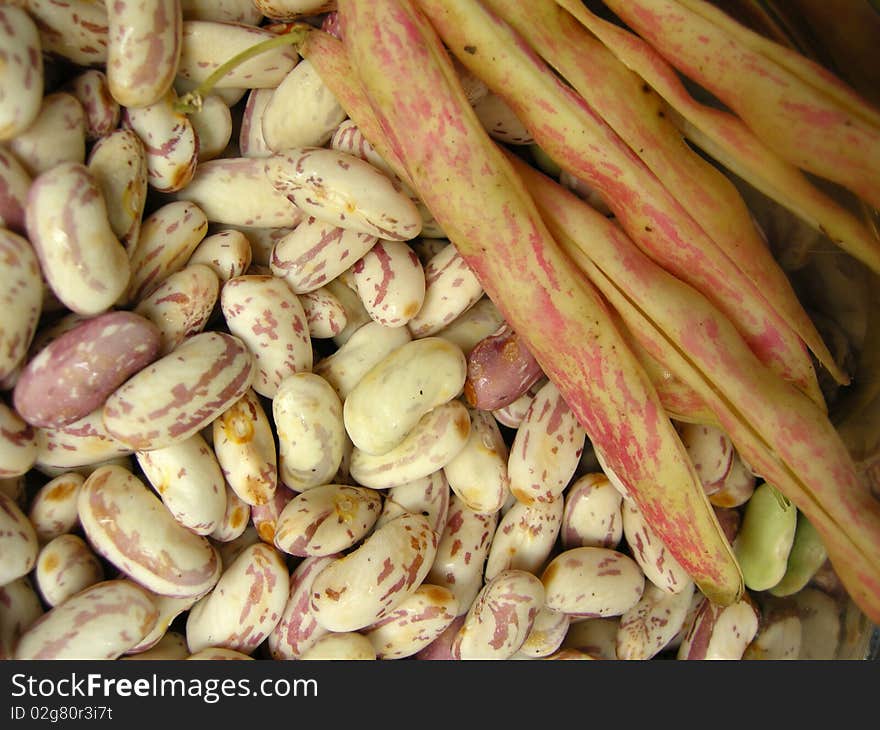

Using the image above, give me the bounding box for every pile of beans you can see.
[0,0,865,661]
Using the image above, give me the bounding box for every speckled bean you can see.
[87,127,149,252]
[791,587,840,659]
[215,525,261,568]
[14,580,158,660]
[210,483,251,544]
[326,277,372,346]
[0,401,37,478]
[0,491,39,586]
[125,590,203,654]
[677,595,760,660]
[176,157,303,227]
[541,547,645,618]
[188,229,253,281]
[134,264,220,355]
[14,311,162,429]
[27,472,85,543]
[123,630,190,660]
[185,542,289,654]
[187,647,254,660]
[34,533,104,607]
[492,379,545,429]
[0,6,43,141]
[622,499,691,595]
[0,230,42,381]
[0,147,32,235]
[136,433,227,535]
[314,321,412,401]
[0,577,43,660]
[561,617,620,660]
[300,286,348,338]
[189,95,233,163]
[434,296,505,356]
[515,606,571,659]
[77,465,222,597]
[181,0,263,23]
[310,512,438,632]
[485,497,563,581]
[743,599,802,660]
[616,581,695,660]
[102,331,255,451]
[508,380,585,504]
[265,147,421,241]
[253,0,336,19]
[25,162,131,316]
[34,407,133,470]
[348,400,471,490]
[239,88,274,158]
[351,240,426,328]
[374,470,451,535]
[24,0,109,67]
[407,244,483,338]
[63,69,120,141]
[561,473,623,550]
[734,481,798,591]
[221,275,313,397]
[363,584,459,660]
[463,324,543,411]
[679,422,735,495]
[443,408,510,514]
[330,119,397,178]
[452,569,545,660]
[9,92,86,177]
[473,92,534,145]
[251,483,295,545]
[299,631,376,660]
[708,451,757,508]
[414,614,466,660]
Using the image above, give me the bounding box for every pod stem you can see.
[174,27,311,114]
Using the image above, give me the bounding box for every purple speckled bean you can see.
[363,583,459,660]
[251,483,296,545]
[188,229,253,281]
[0,6,43,140]
[0,146,32,235]
[107,0,181,108]
[34,407,133,470]
[9,92,87,177]
[310,512,438,632]
[708,451,757,508]
[267,554,338,660]
[492,378,546,429]
[473,92,534,145]
[463,323,544,411]
[185,542,289,654]
[508,379,586,504]
[407,244,484,338]
[63,69,120,141]
[300,286,348,339]
[34,533,105,607]
[616,581,695,661]
[102,331,255,451]
[14,579,158,660]
[451,569,545,660]
[13,311,162,429]
[28,472,85,543]
[414,614,466,660]
[0,400,37,478]
[253,0,337,20]
[299,631,376,660]
[0,230,42,380]
[122,630,189,660]
[0,491,39,586]
[622,499,691,595]
[191,95,233,162]
[434,296,506,356]
[25,0,109,67]
[25,162,131,316]
[239,88,274,158]
[427,494,498,616]
[676,594,760,660]
[77,465,221,598]
[516,606,571,659]
[210,482,251,544]
[221,275,313,398]
[484,496,563,581]
[0,577,43,660]
[274,484,381,557]
[326,277,372,346]
[352,240,426,327]
[541,547,645,618]
[375,470,451,535]
[679,422,734,495]
[181,0,264,23]
[561,472,623,550]
[331,119,397,178]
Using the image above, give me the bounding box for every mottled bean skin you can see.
[14,311,162,429]
[299,631,376,660]
[616,582,695,661]
[34,533,105,607]
[0,147,32,235]
[677,595,760,660]
[352,240,426,327]
[375,471,451,535]
[464,324,543,411]
[181,0,264,23]
[0,577,43,660]
[0,230,42,381]
[253,0,337,20]
[191,95,233,162]
[708,451,757,508]
[0,491,39,586]
[485,497,563,581]
[123,630,190,660]
[516,606,571,659]
[434,296,506,356]
[24,0,109,67]
[34,407,133,470]
[0,400,37,478]
[679,422,734,495]
[239,87,274,158]
[560,473,623,550]
[64,69,120,141]
[622,499,691,595]
[414,614,466,660]
[28,472,85,543]
[301,286,348,338]
[10,92,87,177]
[0,6,43,141]
[473,92,534,145]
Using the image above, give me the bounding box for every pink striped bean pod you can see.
[265,147,422,240]
[407,243,484,338]
[63,69,120,141]
[34,407,133,470]
[363,583,459,660]
[87,127,149,253]
[107,0,182,109]
[300,286,348,339]
[209,483,251,544]
[616,582,696,661]
[25,162,131,316]
[463,323,544,411]
[176,157,303,228]
[451,569,545,660]
[135,433,227,536]
[77,465,222,598]
[348,400,471,490]
[434,296,506,356]
[352,240,426,327]
[443,407,510,514]
[28,472,85,544]
[427,494,498,616]
[0,577,43,660]
[188,229,253,282]
[213,389,278,507]
[677,594,760,660]
[622,499,692,595]
[0,6,43,141]
[541,547,645,618]
[0,230,41,381]
[299,631,376,660]
[508,379,586,504]
[268,554,339,660]
[484,496,563,581]
[310,512,438,632]
[134,263,220,355]
[375,470,451,535]
[24,0,109,67]
[239,88,275,158]
[515,606,571,659]
[185,542,289,654]
[14,579,158,660]
[0,491,39,586]
[270,216,378,294]
[10,93,87,176]
[274,484,382,557]
[34,533,105,607]
[0,146,32,235]
[253,0,336,20]
[180,0,264,23]
[561,473,623,550]
[273,372,344,491]
[679,421,735,495]
[13,311,162,429]
[0,400,37,478]
[102,331,255,451]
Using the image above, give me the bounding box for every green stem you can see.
[174,28,310,114]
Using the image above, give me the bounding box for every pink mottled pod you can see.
[464,323,544,411]
[310,512,439,632]
[188,229,253,282]
[434,296,506,356]
[622,499,692,595]
[452,569,545,660]
[10,93,86,177]
[679,421,735,495]
[515,606,571,659]
[34,408,133,471]
[14,311,162,429]
[191,95,232,162]
[185,542,289,654]
[25,162,131,316]
[298,631,376,660]
[407,243,484,338]
[352,240,426,327]
[677,594,760,660]
[363,584,459,659]
[14,580,158,660]
[616,582,696,661]
[177,157,303,228]
[107,0,182,109]
[374,470,450,535]
[28,472,86,544]
[63,69,120,141]
[34,533,105,607]
[0,400,37,478]
[77,465,222,598]
[427,494,498,616]
[484,496,563,581]
[0,6,43,141]
[274,484,382,557]
[239,88,274,158]
[561,472,623,550]
[220,275,313,398]
[508,379,586,504]
[0,147,32,235]
[300,286,348,339]
[0,577,43,660]
[253,0,336,20]
[0,230,42,380]
[0,491,39,586]
[25,0,109,67]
